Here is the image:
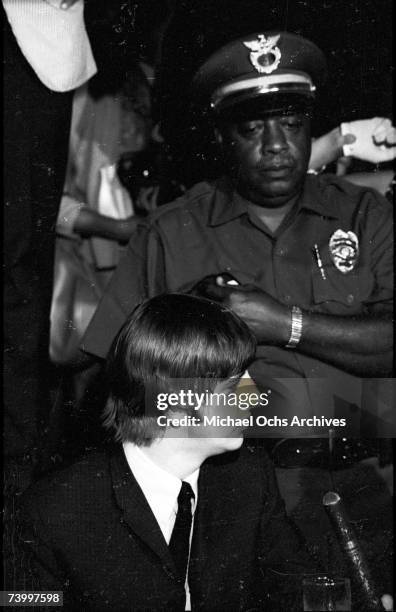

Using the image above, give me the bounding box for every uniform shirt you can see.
[83,175,393,434]
[123,443,199,610]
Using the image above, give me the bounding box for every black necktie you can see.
[169,481,195,583]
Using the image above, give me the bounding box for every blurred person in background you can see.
[3,0,96,486]
[3,0,96,591]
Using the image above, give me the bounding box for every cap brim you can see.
[215,92,315,121]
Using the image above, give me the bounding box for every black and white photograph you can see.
[2,1,394,610]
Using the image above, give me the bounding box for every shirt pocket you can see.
[311,245,375,312]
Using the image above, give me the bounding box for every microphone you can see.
[323,491,385,610]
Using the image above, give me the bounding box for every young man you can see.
[82,31,393,436]
[19,294,312,611]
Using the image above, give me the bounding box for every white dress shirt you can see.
[123,442,199,610]
[3,0,97,91]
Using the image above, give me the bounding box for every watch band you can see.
[286,306,303,349]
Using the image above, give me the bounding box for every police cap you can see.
[191,31,327,117]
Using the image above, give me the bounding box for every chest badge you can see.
[329,229,359,274]
[243,34,281,74]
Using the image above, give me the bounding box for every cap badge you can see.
[243,34,281,74]
[329,229,359,274]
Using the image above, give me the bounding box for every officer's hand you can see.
[188,274,221,298]
[191,275,291,345]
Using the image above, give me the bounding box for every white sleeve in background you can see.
[3,0,97,91]
[56,194,85,237]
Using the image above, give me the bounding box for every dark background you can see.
[85,0,393,121]
[157,0,393,128]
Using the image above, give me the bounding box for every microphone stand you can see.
[323,491,385,611]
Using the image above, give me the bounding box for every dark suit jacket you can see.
[18,441,313,611]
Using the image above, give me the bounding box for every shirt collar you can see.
[298,174,340,219]
[207,177,249,227]
[207,174,339,227]
[123,442,199,524]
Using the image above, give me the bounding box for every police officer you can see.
[82,31,393,436]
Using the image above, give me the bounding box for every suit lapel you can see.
[188,448,247,596]
[109,446,176,575]
[188,457,227,591]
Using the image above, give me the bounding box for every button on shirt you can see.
[123,442,199,610]
[84,175,393,433]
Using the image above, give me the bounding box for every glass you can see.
[303,575,351,611]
